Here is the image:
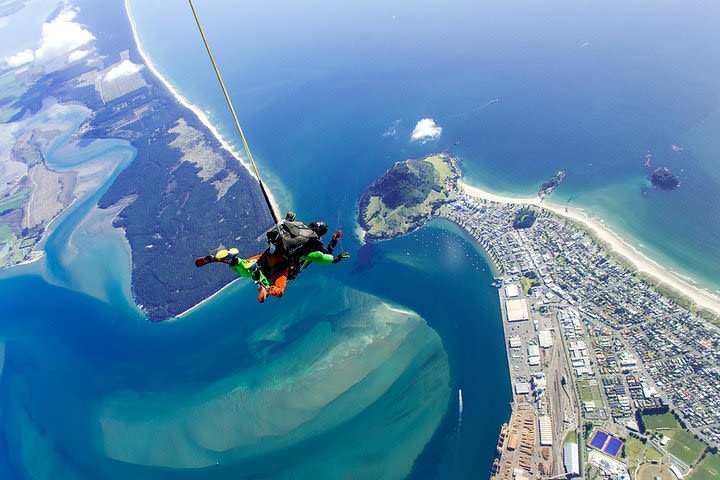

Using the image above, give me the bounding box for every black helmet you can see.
[309,221,328,237]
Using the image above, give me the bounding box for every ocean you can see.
[126,0,720,293]
[1,0,719,478]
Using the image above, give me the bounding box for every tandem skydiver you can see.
[195,213,350,303]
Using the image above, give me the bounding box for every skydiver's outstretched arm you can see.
[302,250,350,265]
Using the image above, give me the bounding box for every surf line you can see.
[458,388,464,421]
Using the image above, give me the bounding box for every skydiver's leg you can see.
[228,254,270,287]
[228,254,260,278]
[268,268,288,298]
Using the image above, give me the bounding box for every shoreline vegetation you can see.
[120,0,285,319]
[123,0,280,217]
[357,153,720,320]
[31,0,277,320]
[3,0,282,321]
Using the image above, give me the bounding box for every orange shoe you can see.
[257,285,268,303]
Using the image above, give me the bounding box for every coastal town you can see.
[441,192,720,479]
[358,152,720,479]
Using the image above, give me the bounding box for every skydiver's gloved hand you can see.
[333,252,350,263]
[230,257,239,266]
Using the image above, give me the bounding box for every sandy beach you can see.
[459,181,720,315]
[173,277,245,320]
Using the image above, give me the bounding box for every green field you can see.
[520,275,540,295]
[664,428,706,466]
[624,436,663,470]
[0,224,12,244]
[643,412,681,430]
[0,189,30,213]
[642,412,707,466]
[687,453,720,480]
[564,429,578,444]
[578,379,603,404]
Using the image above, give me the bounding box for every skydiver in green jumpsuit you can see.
[195,214,349,303]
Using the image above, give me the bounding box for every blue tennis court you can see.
[604,437,623,456]
[590,430,609,449]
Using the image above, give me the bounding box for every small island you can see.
[538,170,566,200]
[650,167,680,191]
[358,153,461,241]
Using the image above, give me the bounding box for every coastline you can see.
[459,181,720,316]
[173,276,243,320]
[123,0,281,217]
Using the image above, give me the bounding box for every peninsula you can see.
[358,153,720,478]
[1,0,273,319]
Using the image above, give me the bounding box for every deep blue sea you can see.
[128,0,720,293]
[1,0,720,478]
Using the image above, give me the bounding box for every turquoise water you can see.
[2,0,720,478]
[1,216,507,479]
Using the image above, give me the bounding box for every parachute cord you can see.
[188,0,279,224]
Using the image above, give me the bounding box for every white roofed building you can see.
[563,442,580,476]
[505,284,520,298]
[538,330,553,349]
[538,416,553,446]
[506,298,530,322]
[515,382,531,395]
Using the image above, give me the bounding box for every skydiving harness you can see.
[262,219,343,281]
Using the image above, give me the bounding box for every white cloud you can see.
[5,49,34,67]
[34,8,94,62]
[104,60,143,82]
[0,18,9,29]
[2,7,95,67]
[410,118,442,144]
[67,49,90,63]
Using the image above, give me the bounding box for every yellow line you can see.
[188,0,260,180]
[188,0,279,224]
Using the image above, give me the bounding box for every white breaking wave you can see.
[458,388,463,417]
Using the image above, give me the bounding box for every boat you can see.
[644,153,653,168]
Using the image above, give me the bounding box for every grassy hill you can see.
[358,153,461,241]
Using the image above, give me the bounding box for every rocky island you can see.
[537,170,565,200]
[650,167,680,191]
[358,153,461,241]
